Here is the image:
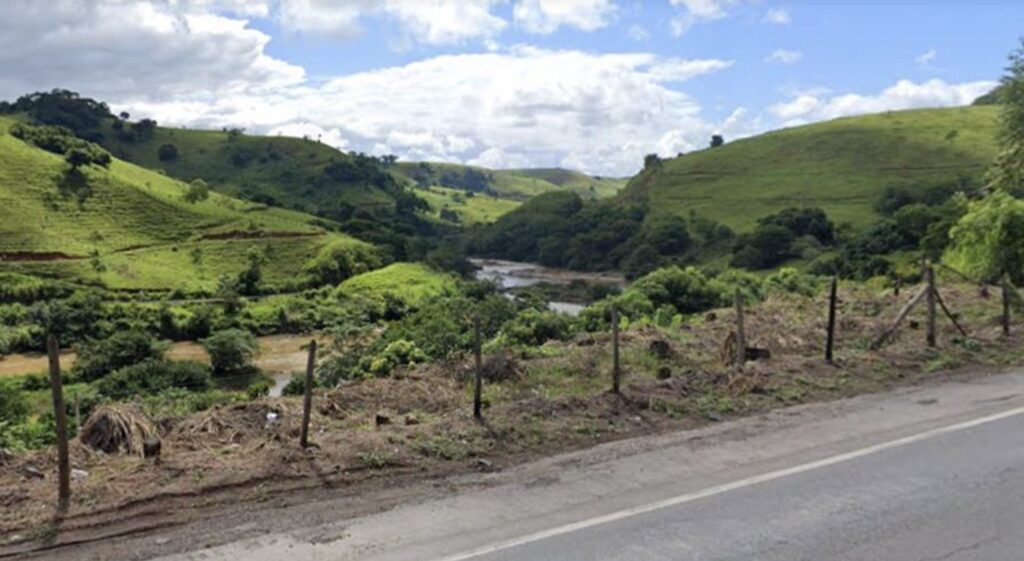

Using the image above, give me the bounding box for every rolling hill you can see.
[393,161,625,201]
[622,105,1001,231]
[0,115,373,291]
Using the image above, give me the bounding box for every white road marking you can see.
[434,404,1024,561]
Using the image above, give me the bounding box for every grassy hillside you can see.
[0,116,371,290]
[416,186,520,224]
[96,123,397,214]
[393,162,625,200]
[624,106,1001,231]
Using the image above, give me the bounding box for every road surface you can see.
[34,370,1024,561]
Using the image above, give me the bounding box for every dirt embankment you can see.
[1,281,1021,557]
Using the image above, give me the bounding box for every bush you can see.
[157,143,178,161]
[303,241,383,286]
[0,381,29,424]
[202,329,259,376]
[95,359,211,400]
[630,266,721,314]
[500,309,573,347]
[763,268,824,297]
[72,330,165,382]
[365,339,428,377]
[183,179,210,203]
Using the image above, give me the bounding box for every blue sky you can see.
[1,1,1018,175]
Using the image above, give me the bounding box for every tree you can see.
[945,191,1024,284]
[237,246,267,295]
[988,39,1024,191]
[65,147,94,172]
[202,329,259,376]
[157,143,178,161]
[643,153,662,169]
[183,178,210,203]
[72,330,164,382]
[710,134,725,148]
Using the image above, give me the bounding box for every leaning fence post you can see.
[926,263,937,347]
[473,316,483,419]
[46,334,70,514]
[1002,275,1011,336]
[611,308,621,394]
[825,276,838,364]
[734,290,746,367]
[299,339,317,448]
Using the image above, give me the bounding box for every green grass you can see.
[624,106,1001,231]
[0,116,369,290]
[416,186,521,224]
[97,122,396,212]
[393,162,625,202]
[335,262,457,306]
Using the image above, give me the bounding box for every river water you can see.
[470,258,626,316]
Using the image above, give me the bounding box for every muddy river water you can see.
[470,258,627,316]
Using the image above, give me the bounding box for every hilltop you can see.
[0,115,372,291]
[623,105,1001,230]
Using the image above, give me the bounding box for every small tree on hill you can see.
[202,329,259,376]
[157,143,178,161]
[184,178,210,203]
[710,134,725,148]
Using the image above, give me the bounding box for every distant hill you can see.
[391,162,625,224]
[0,115,372,291]
[621,106,1001,231]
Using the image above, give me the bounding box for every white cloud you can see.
[769,78,998,126]
[916,49,938,68]
[0,0,747,176]
[668,0,744,36]
[514,0,617,34]
[763,7,790,25]
[267,122,350,149]
[277,0,506,45]
[118,47,736,176]
[765,49,802,65]
[627,24,650,41]
[468,147,534,168]
[0,0,304,101]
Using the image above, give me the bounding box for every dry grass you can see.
[79,404,157,457]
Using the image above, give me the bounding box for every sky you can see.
[0,1,1020,176]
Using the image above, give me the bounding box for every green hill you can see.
[0,116,372,291]
[623,106,1001,231]
[393,162,625,200]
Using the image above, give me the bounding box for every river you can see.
[470,258,627,316]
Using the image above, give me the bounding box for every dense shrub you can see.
[157,143,178,161]
[95,359,211,400]
[630,266,721,314]
[202,329,259,376]
[304,241,383,286]
[365,339,428,376]
[71,330,165,382]
[500,309,573,347]
[0,382,29,424]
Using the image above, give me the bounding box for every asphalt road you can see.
[468,408,1024,561]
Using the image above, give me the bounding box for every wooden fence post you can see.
[825,276,838,364]
[734,291,746,367]
[611,309,621,394]
[74,392,81,435]
[46,334,70,514]
[926,263,937,347]
[299,339,317,448]
[473,316,483,419]
[1003,275,1011,336]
